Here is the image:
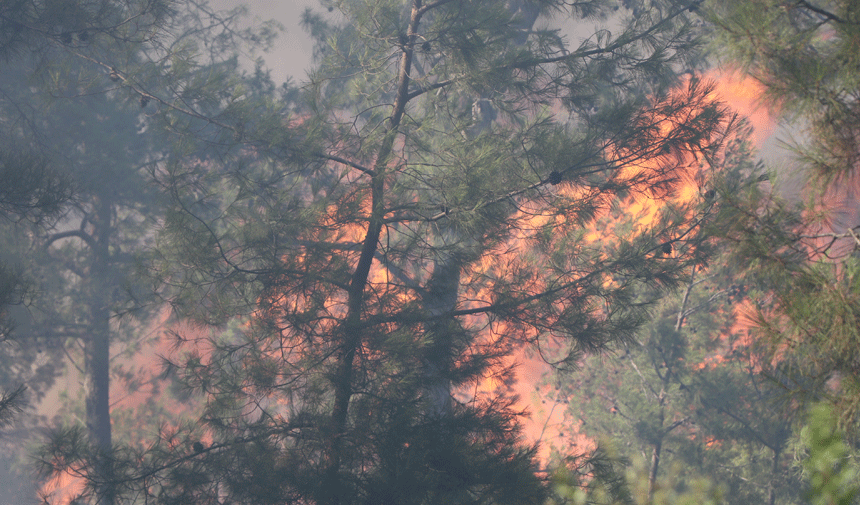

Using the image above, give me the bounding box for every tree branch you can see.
[44,229,95,249]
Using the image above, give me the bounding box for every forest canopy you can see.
[0,1,858,504]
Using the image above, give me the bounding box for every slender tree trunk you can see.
[84,193,114,505]
[645,268,695,498]
[320,4,422,504]
[421,253,461,417]
[675,267,696,332]
[768,447,780,505]
[648,438,663,498]
[321,0,541,500]
[648,404,664,499]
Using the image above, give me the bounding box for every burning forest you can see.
[1,0,859,504]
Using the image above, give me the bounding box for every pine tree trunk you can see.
[648,437,662,499]
[84,194,114,505]
[648,399,666,499]
[417,0,541,421]
[321,6,420,501]
[768,447,780,505]
[421,253,461,417]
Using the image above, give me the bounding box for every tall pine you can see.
[705,0,860,436]
[0,1,277,503]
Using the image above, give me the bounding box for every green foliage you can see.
[550,3,860,504]
[750,257,860,431]
[549,130,810,504]
[0,384,26,431]
[1,2,283,503]
[0,146,70,223]
[0,261,29,341]
[549,447,727,505]
[702,0,860,452]
[625,455,726,505]
[802,404,860,505]
[550,442,633,505]
[702,0,860,433]
[706,0,860,180]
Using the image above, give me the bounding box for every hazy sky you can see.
[232,1,789,175]
[236,0,320,85]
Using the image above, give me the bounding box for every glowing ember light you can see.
[40,469,86,505]
[506,70,781,463]
[707,69,778,148]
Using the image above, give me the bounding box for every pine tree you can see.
[703,0,860,436]
[551,1,860,502]
[555,252,805,504]
[549,126,807,504]
[0,2,279,503]
[0,0,173,390]
[706,0,860,179]
[42,0,740,503]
